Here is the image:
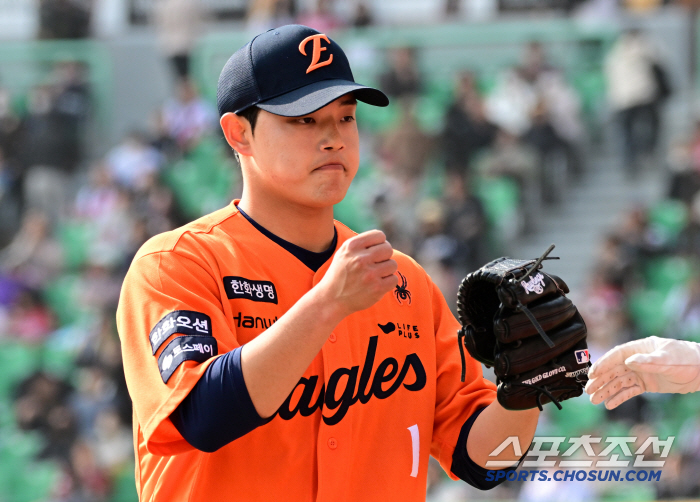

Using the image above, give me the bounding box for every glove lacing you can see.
[458,245,559,383]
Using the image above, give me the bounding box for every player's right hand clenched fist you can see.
[317,229,398,318]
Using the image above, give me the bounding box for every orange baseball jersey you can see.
[117,200,497,502]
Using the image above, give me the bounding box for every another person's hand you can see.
[316,230,398,318]
[585,336,700,409]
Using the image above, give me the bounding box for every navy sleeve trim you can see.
[170,346,272,452]
[450,406,527,490]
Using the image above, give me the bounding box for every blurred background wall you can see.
[1,1,700,501]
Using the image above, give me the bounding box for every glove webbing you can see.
[507,243,556,349]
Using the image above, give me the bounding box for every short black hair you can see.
[237,105,261,134]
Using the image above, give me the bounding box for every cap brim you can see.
[255,79,389,117]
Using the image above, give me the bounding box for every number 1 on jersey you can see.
[408,424,419,477]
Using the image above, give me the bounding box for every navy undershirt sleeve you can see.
[170,347,272,452]
[450,407,527,490]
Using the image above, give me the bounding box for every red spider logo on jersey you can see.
[395,271,411,305]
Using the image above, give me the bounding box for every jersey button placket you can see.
[328,333,337,343]
[327,437,338,450]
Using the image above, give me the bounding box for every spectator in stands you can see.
[351,2,373,27]
[148,110,180,162]
[442,72,498,174]
[85,189,135,270]
[485,67,538,136]
[38,0,91,39]
[667,137,700,204]
[153,0,205,80]
[616,205,666,262]
[247,0,297,33]
[0,87,22,166]
[0,210,64,291]
[444,0,460,16]
[105,131,163,191]
[516,41,556,84]
[130,173,179,238]
[378,99,433,182]
[0,146,22,248]
[73,162,120,221]
[487,42,585,171]
[13,371,76,460]
[161,78,218,152]
[667,275,700,342]
[442,172,487,274]
[51,61,90,173]
[678,192,700,257]
[19,85,76,219]
[296,0,343,33]
[414,198,460,301]
[379,47,423,100]
[5,289,55,343]
[594,233,634,292]
[91,407,133,475]
[473,129,537,192]
[65,440,112,501]
[605,29,667,177]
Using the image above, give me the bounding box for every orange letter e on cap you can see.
[299,34,334,74]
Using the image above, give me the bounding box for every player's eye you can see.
[296,117,315,124]
[341,115,355,123]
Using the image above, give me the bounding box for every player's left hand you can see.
[586,336,700,409]
[457,246,590,411]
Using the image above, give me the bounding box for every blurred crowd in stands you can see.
[0,1,691,500]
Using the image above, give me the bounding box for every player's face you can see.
[248,95,360,208]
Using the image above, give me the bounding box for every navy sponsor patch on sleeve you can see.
[223,276,278,304]
[157,335,218,384]
[149,310,213,355]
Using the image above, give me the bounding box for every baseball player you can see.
[586,336,700,409]
[117,25,548,501]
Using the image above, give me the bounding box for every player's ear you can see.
[220,112,253,156]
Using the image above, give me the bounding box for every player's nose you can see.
[320,121,345,151]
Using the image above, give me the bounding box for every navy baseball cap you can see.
[217,24,389,117]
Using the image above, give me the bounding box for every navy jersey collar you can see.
[237,204,337,272]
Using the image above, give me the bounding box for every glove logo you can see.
[521,272,545,295]
[394,271,411,305]
[575,349,590,364]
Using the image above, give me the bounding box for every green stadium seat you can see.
[546,393,605,437]
[648,200,688,244]
[414,95,447,134]
[162,138,238,219]
[475,176,521,249]
[627,289,670,338]
[14,460,59,502]
[110,463,138,502]
[356,101,399,133]
[334,179,378,233]
[42,274,85,327]
[0,343,41,399]
[643,256,695,297]
[57,222,94,270]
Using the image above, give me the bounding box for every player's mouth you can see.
[313,163,345,172]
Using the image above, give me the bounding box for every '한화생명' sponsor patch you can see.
[157,335,218,383]
[223,276,278,304]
